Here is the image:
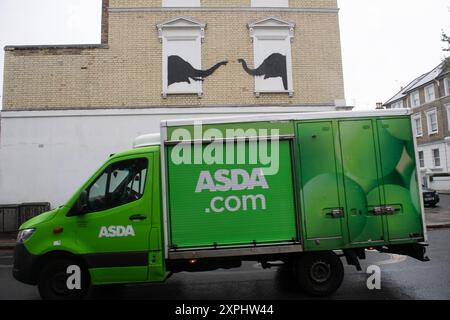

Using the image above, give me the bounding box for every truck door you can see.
[338,120,385,245]
[297,121,344,250]
[376,118,424,242]
[72,154,153,284]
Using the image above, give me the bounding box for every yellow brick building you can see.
[0,0,349,207]
[3,0,346,110]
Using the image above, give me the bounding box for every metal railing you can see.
[0,203,51,234]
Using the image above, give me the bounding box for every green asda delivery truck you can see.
[13,110,429,299]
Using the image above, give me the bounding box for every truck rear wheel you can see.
[37,258,89,300]
[293,251,344,297]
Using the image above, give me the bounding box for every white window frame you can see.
[446,103,450,132]
[412,114,423,137]
[157,17,206,97]
[426,108,439,135]
[251,0,289,7]
[162,0,200,7]
[424,84,436,103]
[418,150,425,168]
[445,77,450,97]
[432,148,441,168]
[247,17,295,97]
[410,90,421,108]
[391,101,404,109]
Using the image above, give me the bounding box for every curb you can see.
[0,242,16,250]
[0,246,15,250]
[427,223,450,229]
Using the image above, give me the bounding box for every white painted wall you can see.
[430,176,450,190]
[417,140,450,190]
[0,106,335,208]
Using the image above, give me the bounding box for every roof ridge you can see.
[384,61,445,105]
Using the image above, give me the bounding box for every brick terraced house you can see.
[0,0,348,206]
[384,62,450,190]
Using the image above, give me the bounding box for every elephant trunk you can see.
[237,59,262,76]
[198,61,228,78]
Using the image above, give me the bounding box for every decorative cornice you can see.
[4,44,108,51]
[110,7,339,14]
[0,105,338,116]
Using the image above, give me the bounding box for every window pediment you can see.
[248,17,295,41]
[157,17,206,42]
[248,17,295,29]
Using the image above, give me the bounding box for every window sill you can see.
[162,91,203,98]
[255,90,294,98]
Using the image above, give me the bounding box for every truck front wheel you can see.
[37,258,90,300]
[293,251,344,297]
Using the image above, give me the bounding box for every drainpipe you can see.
[445,137,450,174]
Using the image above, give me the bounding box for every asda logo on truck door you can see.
[98,225,135,238]
[196,168,269,213]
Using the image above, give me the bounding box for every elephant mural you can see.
[238,53,288,91]
[168,55,228,86]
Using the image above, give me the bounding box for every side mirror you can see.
[76,191,89,215]
[67,191,89,217]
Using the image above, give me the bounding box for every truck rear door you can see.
[296,121,345,250]
[297,116,424,251]
[376,118,424,242]
[338,119,385,245]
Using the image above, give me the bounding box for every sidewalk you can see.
[0,237,16,250]
[424,207,450,229]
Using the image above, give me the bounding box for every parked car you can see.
[422,185,440,207]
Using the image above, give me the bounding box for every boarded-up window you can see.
[245,17,295,96]
[157,17,205,97]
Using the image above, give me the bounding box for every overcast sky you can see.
[0,0,449,110]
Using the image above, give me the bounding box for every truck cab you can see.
[13,144,166,299]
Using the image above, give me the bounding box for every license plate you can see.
[425,197,434,201]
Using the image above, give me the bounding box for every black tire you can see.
[38,258,90,300]
[292,251,344,297]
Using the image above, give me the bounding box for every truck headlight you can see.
[17,228,36,243]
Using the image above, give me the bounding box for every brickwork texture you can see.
[2,0,345,110]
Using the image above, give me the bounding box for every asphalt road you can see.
[0,228,449,300]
